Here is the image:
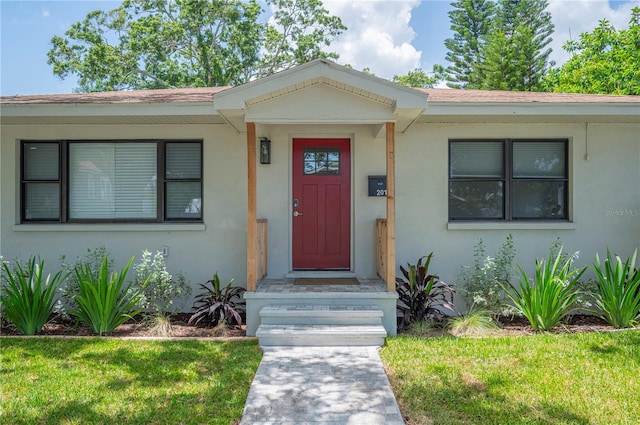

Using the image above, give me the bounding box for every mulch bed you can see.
[2,313,634,338]
[0,313,246,338]
[496,314,626,335]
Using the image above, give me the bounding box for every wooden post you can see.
[246,122,257,291]
[385,122,396,292]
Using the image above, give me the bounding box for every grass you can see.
[448,310,499,337]
[0,338,262,425]
[381,330,640,425]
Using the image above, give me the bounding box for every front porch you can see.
[245,277,398,340]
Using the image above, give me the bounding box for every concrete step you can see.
[256,324,387,347]
[259,305,384,326]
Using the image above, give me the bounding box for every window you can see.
[303,147,341,175]
[21,140,202,223]
[449,139,568,221]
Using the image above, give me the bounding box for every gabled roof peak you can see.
[213,59,428,111]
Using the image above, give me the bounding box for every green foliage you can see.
[591,248,640,328]
[448,308,499,337]
[442,0,495,88]
[134,250,191,316]
[458,235,517,316]
[392,67,442,88]
[0,257,67,335]
[189,273,246,327]
[396,253,455,331]
[481,0,554,91]
[441,0,554,91]
[502,246,587,331]
[58,246,113,318]
[544,7,640,95]
[259,0,346,77]
[71,256,144,335]
[405,319,436,337]
[47,0,345,92]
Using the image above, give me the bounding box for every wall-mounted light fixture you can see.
[260,137,271,164]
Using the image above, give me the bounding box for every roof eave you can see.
[423,102,640,117]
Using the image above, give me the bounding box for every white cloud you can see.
[42,9,50,18]
[324,0,422,79]
[548,0,638,66]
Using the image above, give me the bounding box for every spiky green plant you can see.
[502,247,586,331]
[591,248,640,328]
[448,308,499,337]
[0,257,67,335]
[71,256,144,335]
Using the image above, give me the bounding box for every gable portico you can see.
[212,59,427,337]
[213,59,427,287]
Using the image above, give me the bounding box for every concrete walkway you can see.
[240,346,405,425]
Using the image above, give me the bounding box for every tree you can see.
[392,66,444,88]
[481,0,554,91]
[260,0,346,78]
[442,0,495,88]
[544,7,640,95]
[440,0,554,91]
[47,0,345,92]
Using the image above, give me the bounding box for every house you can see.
[1,59,639,340]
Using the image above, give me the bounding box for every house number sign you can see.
[368,175,387,197]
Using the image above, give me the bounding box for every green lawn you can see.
[1,338,262,425]
[381,330,640,425]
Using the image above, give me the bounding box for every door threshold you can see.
[285,270,356,279]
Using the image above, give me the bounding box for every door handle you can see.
[293,211,303,217]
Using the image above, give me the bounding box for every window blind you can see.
[513,142,565,178]
[450,141,503,178]
[69,143,157,219]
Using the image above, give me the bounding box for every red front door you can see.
[292,138,350,269]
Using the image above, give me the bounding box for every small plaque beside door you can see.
[368,175,387,197]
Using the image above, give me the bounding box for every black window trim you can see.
[21,139,203,224]
[449,138,569,222]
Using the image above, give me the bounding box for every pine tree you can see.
[481,0,554,91]
[443,0,495,88]
[442,0,554,91]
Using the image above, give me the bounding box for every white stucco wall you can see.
[395,122,640,310]
[0,123,249,303]
[2,119,638,312]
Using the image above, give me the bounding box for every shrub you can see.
[591,248,640,328]
[502,246,586,331]
[189,273,246,327]
[448,308,499,337]
[71,256,145,335]
[406,320,436,337]
[457,235,517,317]
[58,247,114,318]
[396,253,455,331]
[0,257,67,335]
[134,250,191,316]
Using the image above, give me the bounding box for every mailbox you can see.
[368,175,387,197]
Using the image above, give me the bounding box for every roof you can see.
[1,86,638,105]
[421,88,640,104]
[1,61,638,127]
[0,87,226,105]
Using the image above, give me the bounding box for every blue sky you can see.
[1,0,637,96]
